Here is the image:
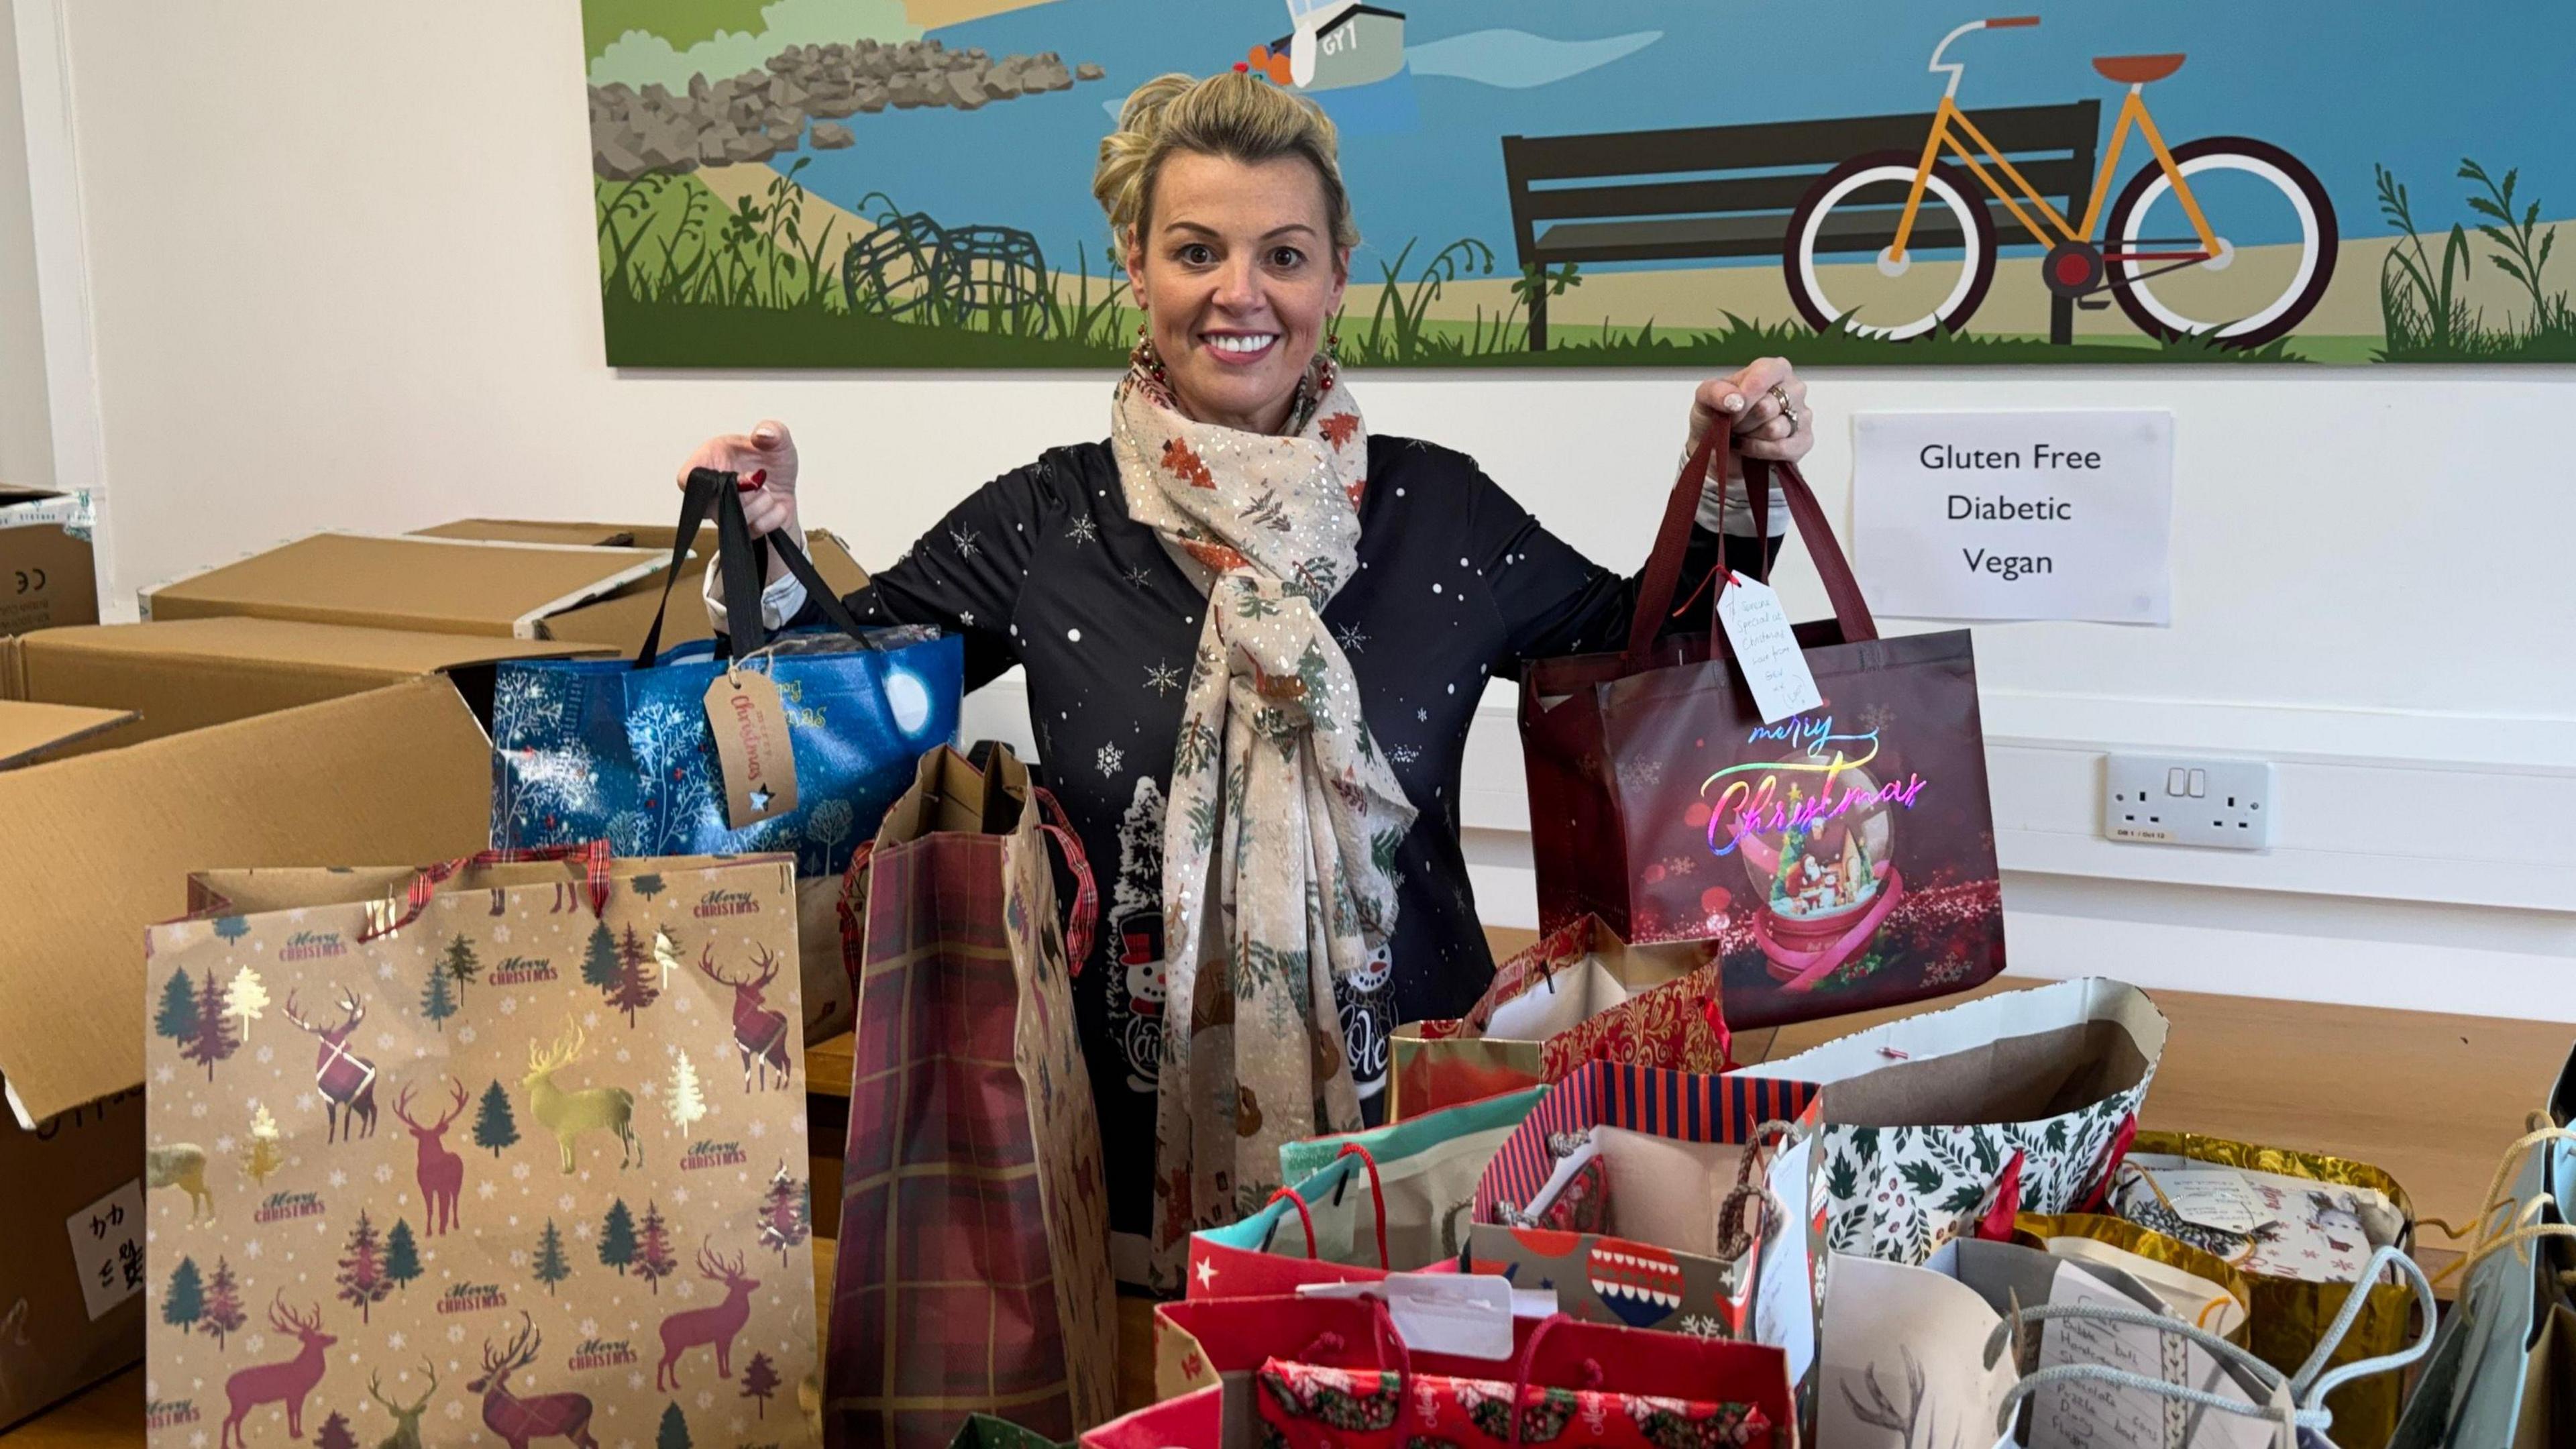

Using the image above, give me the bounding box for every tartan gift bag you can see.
[494,468,963,1040]
[1519,426,2002,1029]
[827,743,1114,1449]
[142,847,823,1449]
[1732,976,2166,1265]
[1389,915,1727,1122]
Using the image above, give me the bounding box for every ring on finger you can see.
[1768,382,1801,433]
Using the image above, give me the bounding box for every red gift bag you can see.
[1519,428,2004,1028]
[1253,1315,1791,1449]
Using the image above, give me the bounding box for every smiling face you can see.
[1127,150,1348,434]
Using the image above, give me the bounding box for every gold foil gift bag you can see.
[142,848,821,1449]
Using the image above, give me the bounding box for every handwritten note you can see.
[1296,1273,1532,1360]
[62,1178,146,1321]
[2135,1165,2268,1235]
[1752,1134,1817,1388]
[1715,574,1822,724]
[2028,1262,2283,1449]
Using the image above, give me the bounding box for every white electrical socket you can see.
[2102,753,2275,849]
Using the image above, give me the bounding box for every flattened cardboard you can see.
[4,617,608,751]
[0,1087,147,1432]
[0,699,134,767]
[0,677,496,1125]
[142,533,667,639]
[407,517,871,654]
[0,485,99,639]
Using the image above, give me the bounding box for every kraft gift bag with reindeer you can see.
[142,847,821,1449]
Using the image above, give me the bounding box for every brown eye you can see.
[1177,243,1214,266]
[1270,247,1305,269]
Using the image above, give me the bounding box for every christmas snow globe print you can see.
[1719,757,1902,994]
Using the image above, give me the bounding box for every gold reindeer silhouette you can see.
[521,1022,637,1175]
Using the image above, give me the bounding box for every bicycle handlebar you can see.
[1986,16,2042,28]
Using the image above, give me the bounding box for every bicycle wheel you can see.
[1784,152,1996,341]
[2104,137,2337,347]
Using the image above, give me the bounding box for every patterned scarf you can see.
[1110,350,1417,1288]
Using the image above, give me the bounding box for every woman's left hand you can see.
[1693,358,1813,466]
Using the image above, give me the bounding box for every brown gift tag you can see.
[704,665,798,827]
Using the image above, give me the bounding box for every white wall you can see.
[0,0,52,488]
[21,1,2576,1018]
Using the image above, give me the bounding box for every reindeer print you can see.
[392,1077,468,1236]
[284,986,378,1144]
[655,1244,759,1390]
[470,1314,597,1449]
[221,1297,334,1449]
[690,940,794,1091]
[522,1021,638,1173]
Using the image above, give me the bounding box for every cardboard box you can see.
[0,484,100,638]
[1,616,606,752]
[140,532,669,639]
[0,698,134,767]
[0,1087,146,1432]
[412,518,871,654]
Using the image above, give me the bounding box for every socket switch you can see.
[2103,753,2274,850]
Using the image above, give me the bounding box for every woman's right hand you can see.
[675,419,800,541]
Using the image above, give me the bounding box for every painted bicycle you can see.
[1783,17,2337,346]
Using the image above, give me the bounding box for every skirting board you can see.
[963,672,2576,1018]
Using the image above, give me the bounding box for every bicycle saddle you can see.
[2092,53,2185,85]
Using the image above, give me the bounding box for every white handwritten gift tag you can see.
[1297,1273,1531,1359]
[2133,1165,2269,1236]
[703,667,798,827]
[1716,574,1822,724]
[2029,1261,2286,1449]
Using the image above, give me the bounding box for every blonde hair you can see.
[1093,70,1360,262]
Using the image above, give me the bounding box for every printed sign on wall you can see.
[1851,410,2174,624]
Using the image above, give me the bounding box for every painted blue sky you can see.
[776,0,2575,282]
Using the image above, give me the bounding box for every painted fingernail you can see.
[1722,394,1746,413]
[749,469,767,486]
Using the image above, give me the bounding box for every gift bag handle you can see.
[1333,1144,1391,1271]
[1032,785,1098,975]
[635,467,882,667]
[360,841,612,943]
[1622,425,1878,674]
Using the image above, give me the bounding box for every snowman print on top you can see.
[1104,775,1169,1094]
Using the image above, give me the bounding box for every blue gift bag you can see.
[490,468,962,878]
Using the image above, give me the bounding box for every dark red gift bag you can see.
[1518,427,2004,1028]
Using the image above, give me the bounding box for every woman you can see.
[680,70,1814,1287]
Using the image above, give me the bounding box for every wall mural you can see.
[584,1,2575,368]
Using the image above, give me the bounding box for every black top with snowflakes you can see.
[809,435,1753,1246]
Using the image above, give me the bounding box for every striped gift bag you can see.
[828,744,1114,1449]
[1471,1063,1828,1430]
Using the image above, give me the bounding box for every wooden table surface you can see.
[15,941,2564,1445]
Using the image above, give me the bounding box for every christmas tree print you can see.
[665,1053,707,1132]
[181,969,239,1079]
[203,1256,247,1349]
[599,1199,637,1275]
[154,967,199,1048]
[609,924,661,1025]
[384,1219,423,1293]
[241,1104,285,1187]
[533,1219,572,1295]
[739,1353,781,1419]
[162,1257,205,1332]
[441,933,482,1005]
[213,914,250,944]
[336,1210,392,1324]
[223,966,269,1042]
[630,873,665,900]
[474,1079,520,1157]
[313,1411,359,1449]
[635,1200,678,1294]
[420,958,458,1031]
[656,1402,692,1449]
[581,919,621,991]
[757,1165,810,1265]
